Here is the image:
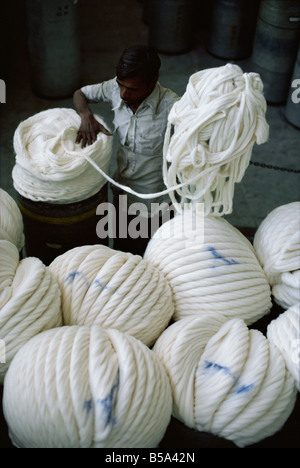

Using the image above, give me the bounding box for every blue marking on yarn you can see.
[93,278,111,292]
[97,374,120,427]
[93,278,124,297]
[208,246,238,267]
[236,383,254,394]
[204,361,234,378]
[65,271,90,287]
[83,399,93,413]
[64,272,123,296]
[203,360,254,395]
[65,271,81,281]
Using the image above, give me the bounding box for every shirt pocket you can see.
[137,119,165,155]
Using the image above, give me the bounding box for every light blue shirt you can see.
[81,78,180,216]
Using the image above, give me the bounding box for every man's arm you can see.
[73,89,112,147]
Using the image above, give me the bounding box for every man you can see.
[73,45,179,255]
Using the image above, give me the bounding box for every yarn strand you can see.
[162,64,269,215]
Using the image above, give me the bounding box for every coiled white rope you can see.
[153,315,297,448]
[12,108,113,203]
[2,325,172,448]
[79,64,269,217]
[162,63,269,215]
[253,202,300,309]
[1,65,297,448]
[49,244,174,347]
[272,270,300,311]
[144,210,272,325]
[3,210,296,447]
[0,188,24,252]
[0,239,63,383]
[267,303,300,391]
[46,210,272,347]
[10,65,269,215]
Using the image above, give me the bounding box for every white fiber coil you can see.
[162,63,269,216]
[12,108,113,203]
[267,303,300,391]
[153,316,297,447]
[253,202,300,309]
[0,188,24,251]
[49,244,174,347]
[3,325,173,448]
[0,239,62,383]
[144,210,272,325]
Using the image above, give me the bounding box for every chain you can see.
[250,161,300,173]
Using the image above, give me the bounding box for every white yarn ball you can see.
[272,271,300,310]
[0,239,62,383]
[0,188,24,251]
[144,210,272,325]
[49,244,174,346]
[253,202,300,309]
[3,325,173,448]
[267,303,300,391]
[12,108,113,203]
[153,316,297,448]
[163,63,269,216]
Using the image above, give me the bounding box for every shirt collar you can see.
[112,80,161,116]
[143,83,160,116]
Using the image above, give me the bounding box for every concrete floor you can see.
[0,0,299,449]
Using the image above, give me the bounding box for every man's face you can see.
[116,76,156,109]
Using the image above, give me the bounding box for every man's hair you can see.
[116,45,161,85]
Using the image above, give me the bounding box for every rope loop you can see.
[163,63,269,215]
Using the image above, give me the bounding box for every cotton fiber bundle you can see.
[49,244,174,346]
[267,303,300,391]
[144,210,272,325]
[0,239,62,383]
[0,188,24,252]
[253,202,300,309]
[153,315,297,448]
[12,108,113,203]
[163,63,269,216]
[3,325,172,448]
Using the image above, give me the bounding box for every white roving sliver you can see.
[272,270,300,310]
[162,63,269,215]
[153,316,297,447]
[253,202,300,309]
[144,210,272,325]
[267,303,300,391]
[0,239,62,383]
[49,244,174,347]
[0,188,24,252]
[80,64,269,214]
[3,325,173,448]
[12,108,113,203]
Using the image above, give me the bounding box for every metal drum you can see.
[148,0,195,54]
[207,0,260,60]
[17,184,109,266]
[285,45,300,128]
[26,0,81,99]
[251,0,300,104]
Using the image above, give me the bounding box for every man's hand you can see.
[76,113,112,148]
